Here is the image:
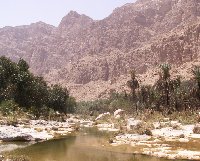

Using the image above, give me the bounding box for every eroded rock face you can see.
[0,0,200,100]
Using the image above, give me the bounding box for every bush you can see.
[109,97,133,112]
[66,96,76,113]
[0,100,19,116]
[76,99,111,116]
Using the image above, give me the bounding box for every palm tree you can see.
[127,70,139,101]
[156,64,171,106]
[192,66,200,99]
[127,70,139,113]
[140,85,156,108]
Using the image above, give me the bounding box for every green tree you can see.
[47,85,69,113]
[156,64,171,106]
[127,70,139,101]
[26,76,48,109]
[66,96,76,113]
[139,85,156,108]
[0,56,18,101]
[192,66,200,99]
[0,56,76,116]
[14,71,34,107]
[18,58,29,72]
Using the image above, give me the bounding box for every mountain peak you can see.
[67,11,81,17]
[58,10,93,29]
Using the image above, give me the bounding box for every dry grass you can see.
[169,110,198,124]
[134,110,164,122]
[133,109,198,125]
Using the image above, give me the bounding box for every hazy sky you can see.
[0,0,135,28]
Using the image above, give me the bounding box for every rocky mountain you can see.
[0,0,200,101]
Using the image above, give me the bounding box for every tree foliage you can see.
[127,70,139,100]
[126,64,200,113]
[0,56,75,117]
[192,66,200,98]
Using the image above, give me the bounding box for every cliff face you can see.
[0,0,200,100]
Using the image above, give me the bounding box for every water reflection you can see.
[7,129,186,161]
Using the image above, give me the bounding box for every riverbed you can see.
[3,128,187,161]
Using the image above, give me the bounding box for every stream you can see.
[3,128,188,161]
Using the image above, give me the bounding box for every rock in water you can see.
[1,134,34,142]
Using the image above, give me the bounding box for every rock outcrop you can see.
[0,0,200,100]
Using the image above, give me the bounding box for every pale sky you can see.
[0,0,135,28]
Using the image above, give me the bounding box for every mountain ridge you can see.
[0,0,200,101]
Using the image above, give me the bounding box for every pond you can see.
[4,128,188,161]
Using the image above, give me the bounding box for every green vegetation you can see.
[0,56,76,118]
[126,64,200,114]
[76,64,200,121]
[127,70,139,101]
[1,56,199,121]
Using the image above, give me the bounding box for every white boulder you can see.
[127,118,142,131]
[114,109,125,118]
[95,112,110,121]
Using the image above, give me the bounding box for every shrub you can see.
[0,100,19,116]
